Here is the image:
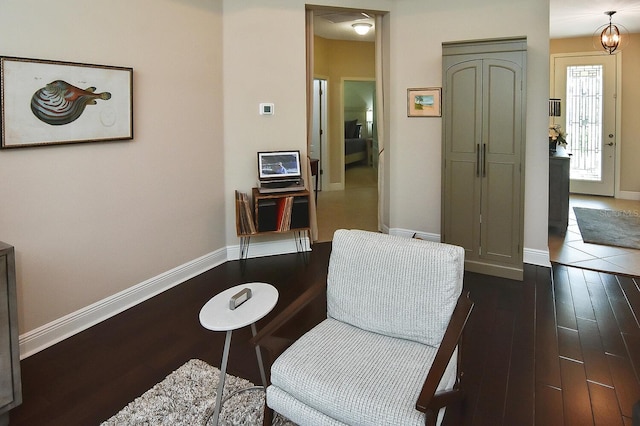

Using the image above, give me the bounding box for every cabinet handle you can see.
[482,143,487,177]
[476,144,480,177]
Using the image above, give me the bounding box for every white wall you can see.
[0,0,225,338]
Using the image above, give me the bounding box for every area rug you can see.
[573,207,640,249]
[101,359,296,426]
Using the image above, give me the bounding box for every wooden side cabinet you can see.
[0,242,21,425]
[235,189,311,259]
[549,149,570,235]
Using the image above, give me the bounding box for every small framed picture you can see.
[407,87,441,117]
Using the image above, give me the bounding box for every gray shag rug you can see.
[101,359,296,426]
[574,207,640,250]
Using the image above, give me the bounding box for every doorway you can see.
[309,7,381,242]
[343,79,376,183]
[551,53,618,196]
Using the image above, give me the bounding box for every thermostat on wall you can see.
[259,103,274,115]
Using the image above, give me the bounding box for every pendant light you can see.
[594,11,628,54]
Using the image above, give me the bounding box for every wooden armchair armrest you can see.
[416,292,474,414]
[250,280,327,357]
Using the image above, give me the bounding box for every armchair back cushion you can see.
[327,230,464,347]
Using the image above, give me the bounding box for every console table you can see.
[0,242,21,425]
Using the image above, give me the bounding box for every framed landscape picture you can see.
[0,56,133,148]
[407,87,441,117]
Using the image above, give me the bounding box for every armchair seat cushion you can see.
[268,317,457,426]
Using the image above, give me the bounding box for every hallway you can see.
[315,164,378,242]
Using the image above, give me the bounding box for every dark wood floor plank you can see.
[567,267,596,321]
[588,381,624,426]
[577,317,614,387]
[554,265,578,330]
[587,278,628,357]
[607,353,640,419]
[453,276,498,426]
[503,268,536,425]
[535,383,564,426]
[622,332,640,385]
[616,276,640,335]
[471,308,515,425]
[558,326,583,362]
[536,272,562,389]
[560,358,594,426]
[602,274,639,335]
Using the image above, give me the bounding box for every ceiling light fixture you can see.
[594,11,628,54]
[352,23,372,35]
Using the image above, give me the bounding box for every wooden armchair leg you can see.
[424,409,437,426]
[262,402,273,426]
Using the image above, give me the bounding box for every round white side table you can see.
[199,282,278,425]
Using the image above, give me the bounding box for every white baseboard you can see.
[19,248,228,359]
[615,190,640,201]
[524,247,551,268]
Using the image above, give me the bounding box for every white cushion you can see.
[327,230,464,347]
[268,318,457,426]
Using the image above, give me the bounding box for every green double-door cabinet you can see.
[441,37,527,281]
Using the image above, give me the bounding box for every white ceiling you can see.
[314,2,640,41]
[551,0,640,39]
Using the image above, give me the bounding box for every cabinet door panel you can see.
[482,58,523,265]
[448,62,481,154]
[486,62,519,155]
[482,162,518,262]
[443,59,482,260]
[445,160,480,256]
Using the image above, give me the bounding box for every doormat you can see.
[573,207,640,250]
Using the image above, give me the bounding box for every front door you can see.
[552,53,617,196]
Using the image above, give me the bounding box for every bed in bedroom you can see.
[344,119,368,166]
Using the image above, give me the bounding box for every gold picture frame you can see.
[407,87,441,117]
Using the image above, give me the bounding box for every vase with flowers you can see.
[549,124,567,152]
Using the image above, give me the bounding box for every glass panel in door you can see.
[552,54,616,196]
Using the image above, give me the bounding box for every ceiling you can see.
[550,0,640,39]
[314,2,640,41]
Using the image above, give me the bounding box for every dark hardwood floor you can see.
[8,242,640,425]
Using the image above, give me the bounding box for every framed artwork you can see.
[407,87,441,117]
[0,56,133,148]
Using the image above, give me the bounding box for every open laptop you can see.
[257,150,305,193]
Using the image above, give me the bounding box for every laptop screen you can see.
[257,150,302,180]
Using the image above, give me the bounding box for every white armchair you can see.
[251,229,474,426]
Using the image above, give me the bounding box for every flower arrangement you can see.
[549,124,567,147]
